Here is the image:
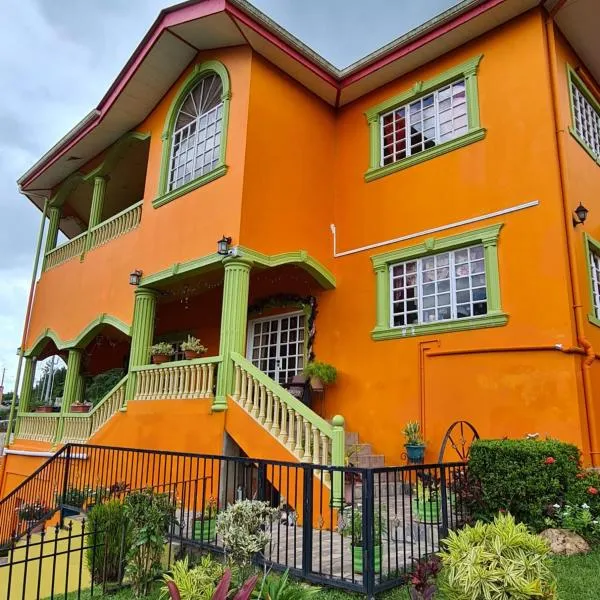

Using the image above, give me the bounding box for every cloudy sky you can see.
[0,0,458,392]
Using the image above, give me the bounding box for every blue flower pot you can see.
[405,444,426,464]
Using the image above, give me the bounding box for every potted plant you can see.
[412,479,441,524]
[56,486,87,517]
[403,421,426,464]
[150,342,175,365]
[35,404,54,413]
[180,336,208,360]
[17,500,49,532]
[339,504,384,574]
[70,401,91,413]
[193,496,217,542]
[303,361,337,392]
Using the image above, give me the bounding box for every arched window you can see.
[155,61,231,208]
[169,73,223,192]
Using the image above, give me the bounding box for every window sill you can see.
[588,314,600,328]
[371,311,508,341]
[364,127,486,183]
[152,164,228,209]
[569,127,600,166]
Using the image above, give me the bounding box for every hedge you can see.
[468,439,580,530]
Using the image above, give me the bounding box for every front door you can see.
[247,312,306,384]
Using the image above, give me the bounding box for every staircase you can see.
[345,431,385,468]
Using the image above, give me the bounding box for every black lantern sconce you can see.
[217,235,233,256]
[129,269,143,286]
[573,202,589,227]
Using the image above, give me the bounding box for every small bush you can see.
[547,502,600,544]
[161,555,223,600]
[468,439,579,530]
[86,500,131,585]
[439,512,557,599]
[565,469,600,514]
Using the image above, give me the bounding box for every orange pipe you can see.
[544,12,599,464]
[427,344,584,358]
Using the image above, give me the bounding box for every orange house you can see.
[3,0,600,496]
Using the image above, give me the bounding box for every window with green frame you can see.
[370,223,507,340]
[153,60,232,209]
[584,234,600,327]
[567,65,600,165]
[364,55,485,182]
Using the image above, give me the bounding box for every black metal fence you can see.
[0,444,470,598]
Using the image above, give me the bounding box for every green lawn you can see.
[45,548,600,599]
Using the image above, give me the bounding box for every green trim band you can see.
[365,54,484,182]
[26,314,131,357]
[567,65,600,165]
[370,223,505,341]
[154,60,231,209]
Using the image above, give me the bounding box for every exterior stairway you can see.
[345,431,385,468]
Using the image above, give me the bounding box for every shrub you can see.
[546,502,600,544]
[338,505,385,546]
[468,439,579,530]
[565,469,600,514]
[125,489,176,597]
[216,500,277,567]
[409,556,441,600]
[56,486,87,508]
[439,512,557,599]
[86,500,131,585]
[161,555,224,600]
[17,500,48,522]
[253,568,320,600]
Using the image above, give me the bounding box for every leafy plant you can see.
[85,368,125,406]
[253,568,320,600]
[56,486,87,508]
[216,500,277,567]
[565,469,600,515]
[546,502,600,544]
[124,488,176,597]
[203,497,217,519]
[150,342,176,357]
[468,439,580,531]
[439,512,557,599]
[181,336,208,354]
[409,556,441,600]
[86,500,132,585]
[214,569,259,600]
[402,421,425,446]
[338,505,385,546]
[161,555,224,600]
[17,500,48,522]
[303,362,337,385]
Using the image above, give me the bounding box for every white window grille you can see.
[572,81,600,158]
[589,248,600,318]
[380,79,468,166]
[169,73,223,192]
[390,244,487,327]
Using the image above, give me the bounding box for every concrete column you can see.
[19,357,36,413]
[62,349,83,411]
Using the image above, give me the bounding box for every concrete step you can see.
[345,431,359,446]
[354,454,385,468]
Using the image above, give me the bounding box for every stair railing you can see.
[229,352,345,498]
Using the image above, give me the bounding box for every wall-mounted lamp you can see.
[573,203,589,226]
[217,235,233,256]
[129,269,143,286]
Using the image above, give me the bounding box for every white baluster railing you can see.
[132,357,221,401]
[88,201,142,250]
[44,231,87,271]
[16,414,60,443]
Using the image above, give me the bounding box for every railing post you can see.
[363,468,376,598]
[301,464,314,578]
[331,415,345,508]
[439,465,449,539]
[59,445,72,527]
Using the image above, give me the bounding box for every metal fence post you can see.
[439,465,449,540]
[256,462,267,502]
[301,464,314,577]
[59,445,72,528]
[363,468,375,598]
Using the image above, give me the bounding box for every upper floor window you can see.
[585,234,600,327]
[569,66,600,162]
[371,223,507,340]
[169,74,224,192]
[154,60,231,209]
[364,55,485,183]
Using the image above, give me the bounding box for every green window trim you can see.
[364,54,485,183]
[370,223,507,341]
[567,65,600,166]
[584,233,600,328]
[153,60,232,209]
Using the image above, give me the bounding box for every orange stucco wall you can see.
[15,9,600,468]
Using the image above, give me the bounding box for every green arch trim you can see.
[153,59,232,209]
[25,314,131,357]
[139,246,335,290]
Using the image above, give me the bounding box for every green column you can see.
[18,357,36,413]
[89,176,107,229]
[76,374,85,404]
[331,415,346,508]
[483,238,501,314]
[62,349,82,411]
[214,257,253,411]
[125,288,159,401]
[44,206,61,254]
[367,115,380,170]
[373,264,389,332]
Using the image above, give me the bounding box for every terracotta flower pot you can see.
[70,404,91,413]
[184,350,205,360]
[309,376,324,392]
[152,354,171,365]
[35,406,54,413]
